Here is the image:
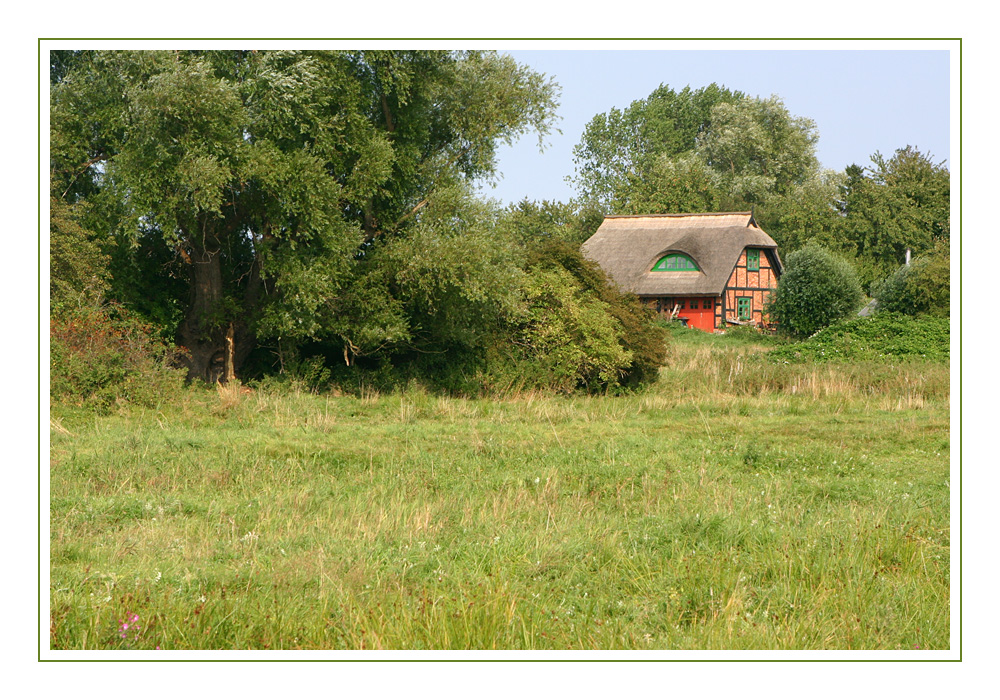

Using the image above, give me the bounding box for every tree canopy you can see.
[50,50,562,384]
[835,147,950,282]
[570,87,836,246]
[570,83,744,212]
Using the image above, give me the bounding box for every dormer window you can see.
[652,253,698,272]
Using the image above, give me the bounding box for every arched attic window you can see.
[651,253,699,272]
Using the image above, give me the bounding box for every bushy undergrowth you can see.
[50,303,188,410]
[767,313,950,364]
[343,241,670,397]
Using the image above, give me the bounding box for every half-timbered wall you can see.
[719,248,779,328]
[639,248,779,332]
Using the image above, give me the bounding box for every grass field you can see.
[48,328,951,651]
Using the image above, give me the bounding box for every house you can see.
[581,212,783,332]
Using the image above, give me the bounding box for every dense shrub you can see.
[767,244,863,338]
[50,303,188,410]
[518,241,668,392]
[49,191,109,316]
[767,312,950,364]
[872,248,950,317]
[515,266,633,392]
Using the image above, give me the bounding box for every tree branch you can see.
[380,92,395,133]
[360,143,475,245]
[361,197,430,245]
[59,155,107,199]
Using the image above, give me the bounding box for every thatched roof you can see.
[582,212,782,296]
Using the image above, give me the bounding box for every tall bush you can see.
[517,267,633,392]
[872,246,950,317]
[515,240,668,392]
[767,244,863,338]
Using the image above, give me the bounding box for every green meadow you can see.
[49,329,950,651]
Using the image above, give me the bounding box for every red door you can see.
[677,297,716,332]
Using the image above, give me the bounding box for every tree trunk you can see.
[177,221,264,384]
[178,236,228,384]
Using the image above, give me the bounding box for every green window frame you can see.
[737,297,752,321]
[746,249,760,272]
[652,253,698,272]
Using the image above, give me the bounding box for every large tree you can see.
[569,87,839,255]
[837,146,950,269]
[50,49,559,382]
[570,83,744,212]
[696,95,819,205]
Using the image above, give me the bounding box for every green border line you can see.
[39,37,962,662]
[957,37,962,663]
[38,37,43,665]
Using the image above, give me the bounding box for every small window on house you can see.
[652,253,698,272]
[737,297,752,321]
[703,298,713,309]
[677,299,686,310]
[746,249,760,272]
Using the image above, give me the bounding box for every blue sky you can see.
[480,49,952,206]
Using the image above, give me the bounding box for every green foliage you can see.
[516,266,632,392]
[768,313,950,364]
[381,187,526,352]
[622,152,722,215]
[752,170,845,253]
[571,87,823,223]
[262,189,670,396]
[49,190,109,314]
[511,241,668,393]
[496,198,604,247]
[571,83,744,211]
[255,216,362,343]
[716,323,786,345]
[50,303,188,411]
[50,50,560,384]
[112,56,246,239]
[767,244,864,338]
[261,354,333,394]
[698,95,819,204]
[102,227,189,339]
[837,147,950,273]
[871,245,950,318]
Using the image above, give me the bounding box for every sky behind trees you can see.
[482,48,952,206]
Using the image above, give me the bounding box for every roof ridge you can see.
[604,211,752,219]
